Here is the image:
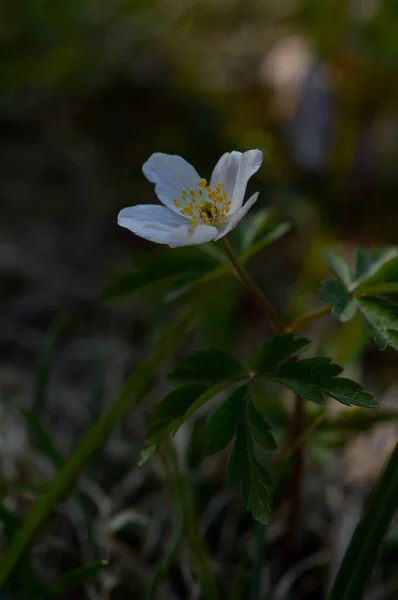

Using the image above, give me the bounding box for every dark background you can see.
[1,1,397,598]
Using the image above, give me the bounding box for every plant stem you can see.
[287,305,332,333]
[220,237,285,334]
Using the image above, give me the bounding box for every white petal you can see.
[229,150,262,213]
[214,192,259,241]
[118,204,217,247]
[210,151,241,199]
[142,153,200,215]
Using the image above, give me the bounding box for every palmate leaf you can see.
[249,333,311,372]
[204,385,247,455]
[227,416,272,525]
[249,334,377,409]
[140,380,238,465]
[319,247,398,350]
[319,279,357,322]
[358,296,398,351]
[272,358,377,408]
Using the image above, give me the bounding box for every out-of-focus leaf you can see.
[169,349,247,385]
[319,279,357,321]
[328,441,398,600]
[320,410,398,432]
[236,209,291,255]
[353,247,398,292]
[102,247,220,299]
[320,247,398,328]
[249,333,311,373]
[324,250,352,288]
[358,296,398,351]
[204,385,247,455]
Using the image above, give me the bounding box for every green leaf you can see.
[353,247,398,292]
[204,385,247,455]
[358,296,398,351]
[271,357,378,408]
[152,385,207,426]
[0,313,192,592]
[102,247,219,298]
[328,441,398,600]
[247,401,276,451]
[169,349,247,385]
[226,422,247,490]
[19,408,64,469]
[140,380,237,465]
[319,279,357,322]
[249,333,311,373]
[238,209,291,254]
[324,250,352,288]
[228,419,272,524]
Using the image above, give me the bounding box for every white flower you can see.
[118,150,263,247]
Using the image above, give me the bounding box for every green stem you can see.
[287,305,332,332]
[220,237,285,334]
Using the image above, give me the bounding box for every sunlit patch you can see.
[173,179,232,228]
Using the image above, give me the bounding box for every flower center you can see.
[173,178,231,227]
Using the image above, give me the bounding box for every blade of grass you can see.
[160,440,220,600]
[0,312,193,591]
[47,560,107,597]
[34,314,67,418]
[19,408,64,468]
[328,440,398,600]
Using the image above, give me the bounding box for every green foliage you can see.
[271,358,376,408]
[226,400,273,525]
[247,401,276,451]
[233,209,292,256]
[204,385,247,455]
[102,247,221,299]
[103,214,291,301]
[0,313,192,591]
[250,334,377,408]
[139,380,236,465]
[320,247,398,351]
[358,296,398,351]
[249,333,311,372]
[328,441,398,600]
[319,279,357,321]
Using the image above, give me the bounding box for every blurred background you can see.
[1,0,398,598]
